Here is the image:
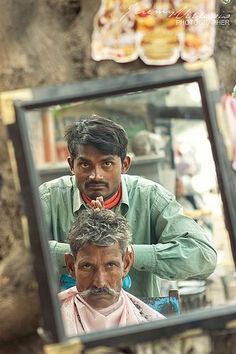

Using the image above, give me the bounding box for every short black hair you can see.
[65,114,128,161]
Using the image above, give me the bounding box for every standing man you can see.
[40,115,217,297]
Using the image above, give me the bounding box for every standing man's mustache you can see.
[79,287,119,298]
[85,181,108,187]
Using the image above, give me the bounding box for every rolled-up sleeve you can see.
[132,197,217,281]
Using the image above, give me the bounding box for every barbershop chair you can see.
[141,290,180,316]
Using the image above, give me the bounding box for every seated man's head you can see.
[65,115,131,200]
[65,209,133,310]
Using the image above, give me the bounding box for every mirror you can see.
[26,82,235,309]
[7,64,236,348]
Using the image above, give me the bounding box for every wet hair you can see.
[65,115,128,162]
[67,209,132,257]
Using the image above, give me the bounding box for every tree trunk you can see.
[215,1,236,93]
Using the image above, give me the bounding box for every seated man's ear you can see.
[65,253,75,278]
[122,248,134,277]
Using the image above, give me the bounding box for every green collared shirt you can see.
[40,174,217,297]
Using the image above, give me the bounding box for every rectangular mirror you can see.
[6,63,236,349]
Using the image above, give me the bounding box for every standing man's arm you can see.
[39,182,54,240]
[39,176,76,242]
[132,196,217,281]
[40,193,53,240]
[49,240,70,277]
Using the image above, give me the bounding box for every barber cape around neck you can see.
[81,186,122,209]
[59,287,165,336]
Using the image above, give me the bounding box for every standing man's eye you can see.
[103,161,112,167]
[80,162,90,169]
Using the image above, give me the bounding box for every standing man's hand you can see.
[90,196,105,211]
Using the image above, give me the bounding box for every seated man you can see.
[59,209,165,336]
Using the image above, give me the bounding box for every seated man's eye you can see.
[81,264,93,270]
[107,263,116,268]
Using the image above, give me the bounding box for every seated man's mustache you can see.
[79,287,119,297]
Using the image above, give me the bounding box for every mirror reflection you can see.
[24,82,235,336]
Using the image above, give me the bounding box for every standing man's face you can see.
[67,144,130,200]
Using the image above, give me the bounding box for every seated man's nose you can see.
[93,272,106,287]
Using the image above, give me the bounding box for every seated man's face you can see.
[66,243,131,310]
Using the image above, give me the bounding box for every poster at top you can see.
[91,0,216,65]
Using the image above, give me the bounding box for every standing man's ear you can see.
[65,253,75,278]
[67,156,74,174]
[121,155,131,174]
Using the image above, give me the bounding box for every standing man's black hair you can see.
[65,115,128,162]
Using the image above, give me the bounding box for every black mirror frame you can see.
[7,64,236,348]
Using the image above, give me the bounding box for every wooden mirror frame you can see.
[6,62,236,349]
